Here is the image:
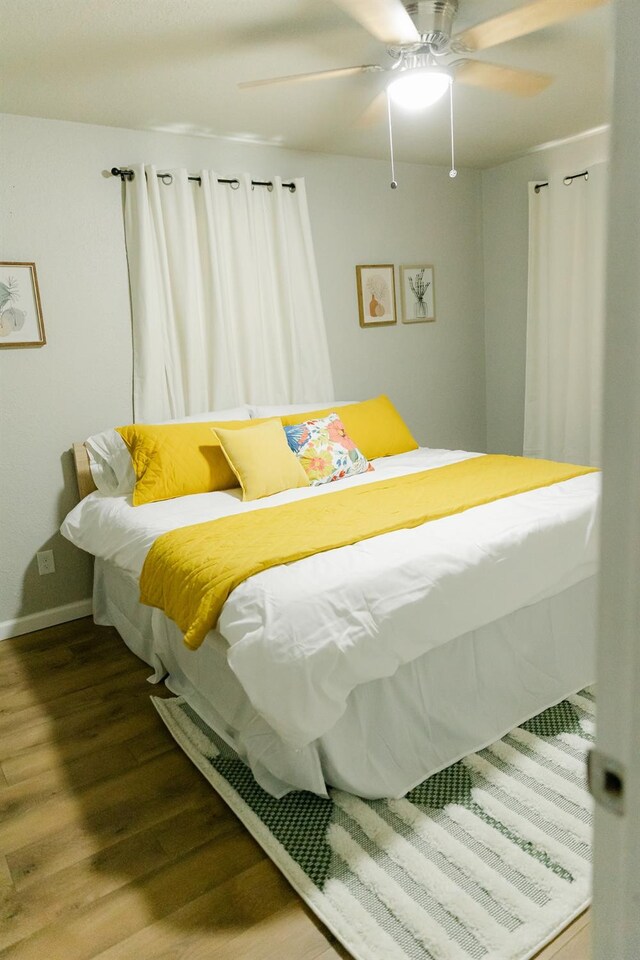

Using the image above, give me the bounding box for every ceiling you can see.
[0,0,613,168]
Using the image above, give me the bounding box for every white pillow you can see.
[250,401,358,419]
[85,436,132,495]
[85,405,252,496]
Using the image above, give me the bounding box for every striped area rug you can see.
[152,689,595,960]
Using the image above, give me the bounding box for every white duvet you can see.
[61,448,600,749]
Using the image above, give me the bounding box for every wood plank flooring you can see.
[0,617,590,959]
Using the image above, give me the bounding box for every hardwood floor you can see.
[0,617,590,959]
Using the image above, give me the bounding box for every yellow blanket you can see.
[139,454,596,650]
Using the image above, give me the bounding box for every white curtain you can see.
[524,163,607,465]
[123,165,334,422]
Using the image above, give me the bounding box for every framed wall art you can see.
[400,264,435,324]
[356,264,397,327]
[0,262,46,347]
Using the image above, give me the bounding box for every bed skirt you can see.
[94,558,597,799]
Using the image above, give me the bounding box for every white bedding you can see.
[62,447,600,753]
[94,558,597,798]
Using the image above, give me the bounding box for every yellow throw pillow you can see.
[117,419,264,506]
[214,419,310,501]
[280,395,418,460]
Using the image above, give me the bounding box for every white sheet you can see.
[61,448,600,751]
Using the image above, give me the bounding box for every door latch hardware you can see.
[587,749,625,816]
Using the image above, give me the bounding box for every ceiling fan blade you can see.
[454,59,553,97]
[454,0,609,53]
[239,64,383,89]
[331,0,420,45]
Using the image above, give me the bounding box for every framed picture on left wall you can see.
[356,264,397,327]
[0,262,46,347]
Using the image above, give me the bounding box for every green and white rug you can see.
[152,689,595,960]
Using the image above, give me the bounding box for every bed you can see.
[62,414,600,801]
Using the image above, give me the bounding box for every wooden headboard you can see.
[72,442,97,500]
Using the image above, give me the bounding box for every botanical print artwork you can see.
[408,268,430,318]
[366,273,390,319]
[356,265,397,327]
[400,264,435,324]
[0,262,46,347]
[0,277,26,336]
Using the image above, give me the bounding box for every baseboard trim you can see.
[0,599,93,641]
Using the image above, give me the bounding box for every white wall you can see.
[0,113,486,629]
[481,127,609,455]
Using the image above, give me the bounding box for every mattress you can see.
[61,445,600,798]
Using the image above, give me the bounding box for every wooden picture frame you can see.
[0,262,46,347]
[356,264,397,327]
[400,264,435,324]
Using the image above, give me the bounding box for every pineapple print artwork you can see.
[0,277,26,338]
[0,263,46,347]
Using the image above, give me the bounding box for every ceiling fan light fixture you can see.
[387,66,452,110]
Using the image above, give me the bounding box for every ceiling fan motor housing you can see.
[405,0,458,49]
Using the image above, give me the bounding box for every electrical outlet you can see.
[37,550,56,575]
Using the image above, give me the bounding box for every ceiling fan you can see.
[239,0,609,107]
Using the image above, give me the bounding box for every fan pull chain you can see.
[387,93,398,190]
[449,81,457,179]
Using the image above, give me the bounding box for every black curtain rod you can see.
[110,167,296,192]
[534,170,589,194]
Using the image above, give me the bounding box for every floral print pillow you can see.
[284,413,373,485]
